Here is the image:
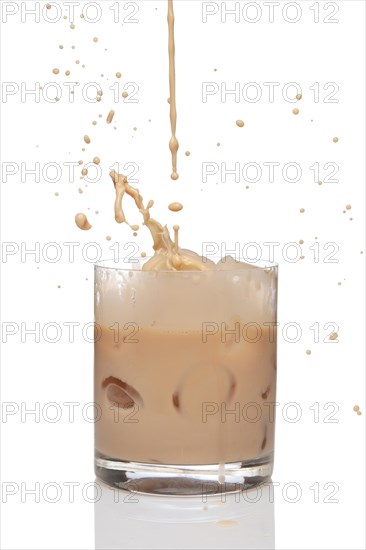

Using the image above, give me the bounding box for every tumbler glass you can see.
[94,256,278,496]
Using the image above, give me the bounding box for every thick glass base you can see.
[95,452,273,496]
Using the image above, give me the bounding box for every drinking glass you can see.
[94,256,278,496]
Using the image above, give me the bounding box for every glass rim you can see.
[94,257,279,273]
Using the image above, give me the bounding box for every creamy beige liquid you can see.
[168,0,179,180]
[168,202,183,212]
[94,0,277,472]
[95,266,277,465]
[106,110,115,124]
[95,327,276,464]
[110,170,213,270]
[75,212,91,230]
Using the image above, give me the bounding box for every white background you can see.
[0,0,365,548]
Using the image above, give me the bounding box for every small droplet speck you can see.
[107,110,115,124]
[216,520,238,527]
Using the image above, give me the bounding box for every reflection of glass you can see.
[95,481,275,550]
[95,258,278,495]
